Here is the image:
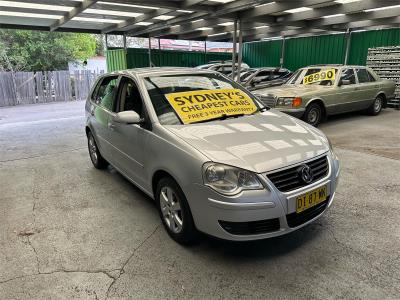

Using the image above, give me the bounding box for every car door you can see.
[355,68,379,110]
[89,75,119,161]
[332,68,358,114]
[106,76,150,189]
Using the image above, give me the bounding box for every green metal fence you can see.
[106,28,400,72]
[283,34,347,71]
[242,39,282,68]
[106,49,127,72]
[348,28,400,66]
[242,28,400,70]
[107,48,231,72]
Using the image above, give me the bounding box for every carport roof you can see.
[0,0,399,41]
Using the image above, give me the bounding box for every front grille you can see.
[267,156,329,192]
[286,198,329,228]
[219,218,280,235]
[258,95,276,108]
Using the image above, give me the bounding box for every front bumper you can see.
[187,153,340,241]
[275,107,306,119]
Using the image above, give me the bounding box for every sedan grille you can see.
[219,218,280,235]
[258,95,276,108]
[267,156,329,192]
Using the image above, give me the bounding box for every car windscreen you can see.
[240,69,256,81]
[286,69,303,84]
[144,73,260,125]
[299,68,338,86]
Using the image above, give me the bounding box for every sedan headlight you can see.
[203,163,263,195]
[276,97,302,107]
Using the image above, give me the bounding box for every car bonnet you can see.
[254,84,328,98]
[164,110,329,173]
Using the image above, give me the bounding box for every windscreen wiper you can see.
[190,113,245,124]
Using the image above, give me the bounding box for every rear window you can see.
[356,68,370,83]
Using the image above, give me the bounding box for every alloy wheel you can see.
[160,187,183,234]
[374,97,382,113]
[307,107,320,124]
[88,135,98,164]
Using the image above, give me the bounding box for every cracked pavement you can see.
[0,101,399,299]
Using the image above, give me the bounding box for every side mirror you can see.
[114,111,142,124]
[339,79,351,86]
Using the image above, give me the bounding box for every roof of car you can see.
[305,64,367,68]
[108,67,215,77]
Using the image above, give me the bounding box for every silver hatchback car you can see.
[85,68,340,244]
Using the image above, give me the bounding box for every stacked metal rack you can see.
[366,46,400,109]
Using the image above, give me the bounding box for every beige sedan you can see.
[254,65,396,126]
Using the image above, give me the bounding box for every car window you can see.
[116,77,144,118]
[340,68,356,85]
[367,70,376,82]
[254,70,272,82]
[356,68,371,83]
[239,70,256,81]
[94,76,118,111]
[144,73,260,125]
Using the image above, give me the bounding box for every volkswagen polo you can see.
[85,68,340,244]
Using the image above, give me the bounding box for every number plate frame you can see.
[295,185,328,213]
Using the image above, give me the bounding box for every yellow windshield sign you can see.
[165,89,257,124]
[303,69,336,85]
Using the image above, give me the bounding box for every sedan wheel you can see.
[374,97,382,112]
[160,187,183,234]
[303,103,323,127]
[88,134,98,165]
[156,177,197,244]
[367,95,383,116]
[87,131,108,169]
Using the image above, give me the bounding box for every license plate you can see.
[296,185,328,213]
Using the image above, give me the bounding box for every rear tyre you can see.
[303,102,323,127]
[156,177,197,245]
[87,131,108,169]
[367,95,383,116]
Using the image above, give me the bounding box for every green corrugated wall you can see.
[243,28,400,70]
[348,28,400,65]
[107,28,400,72]
[106,47,231,71]
[242,39,282,67]
[283,34,347,71]
[106,49,127,72]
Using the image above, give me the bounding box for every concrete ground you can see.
[0,101,399,300]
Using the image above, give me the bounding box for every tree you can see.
[0,29,97,71]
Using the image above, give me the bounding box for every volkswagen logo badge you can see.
[298,164,314,184]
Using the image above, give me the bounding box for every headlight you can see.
[203,163,263,195]
[276,97,302,107]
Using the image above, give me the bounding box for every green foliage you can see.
[0,29,97,71]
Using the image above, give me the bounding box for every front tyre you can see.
[303,102,323,127]
[367,95,383,116]
[87,131,108,169]
[156,177,197,245]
